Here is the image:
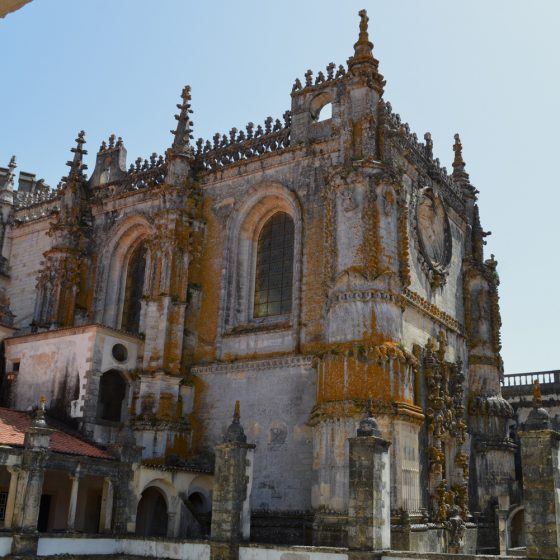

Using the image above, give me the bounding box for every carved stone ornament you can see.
[413,187,452,288]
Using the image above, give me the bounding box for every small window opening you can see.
[12,362,19,373]
[112,343,128,363]
[310,92,333,122]
[316,102,332,122]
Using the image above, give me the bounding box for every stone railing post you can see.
[347,413,391,551]
[11,399,53,556]
[518,382,560,560]
[210,402,255,560]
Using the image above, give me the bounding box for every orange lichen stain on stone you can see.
[191,198,222,363]
[158,392,175,420]
[317,349,391,404]
[315,339,417,407]
[164,432,190,459]
[300,208,326,344]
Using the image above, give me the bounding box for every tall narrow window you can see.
[122,243,146,333]
[254,212,294,318]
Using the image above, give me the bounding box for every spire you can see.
[347,9,384,94]
[452,133,468,178]
[62,131,88,183]
[170,85,194,154]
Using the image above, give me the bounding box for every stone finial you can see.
[170,85,194,154]
[533,379,543,407]
[525,378,550,430]
[63,131,88,182]
[224,400,247,443]
[452,133,465,170]
[424,132,433,159]
[33,395,48,428]
[347,9,384,94]
[357,399,382,437]
[355,9,373,60]
[452,133,472,191]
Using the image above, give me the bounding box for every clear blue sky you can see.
[1,0,559,374]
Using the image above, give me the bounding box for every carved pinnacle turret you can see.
[6,155,16,189]
[452,134,468,178]
[62,131,88,183]
[170,85,194,155]
[347,9,384,94]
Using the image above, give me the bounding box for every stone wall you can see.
[192,358,315,513]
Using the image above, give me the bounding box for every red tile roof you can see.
[0,408,113,460]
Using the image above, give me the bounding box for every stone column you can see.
[518,389,560,560]
[99,477,114,533]
[3,465,20,529]
[66,472,81,532]
[347,414,391,551]
[210,402,255,560]
[496,495,510,556]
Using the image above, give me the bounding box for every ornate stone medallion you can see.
[414,187,451,288]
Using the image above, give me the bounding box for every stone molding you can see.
[403,288,464,334]
[327,288,403,309]
[191,355,314,375]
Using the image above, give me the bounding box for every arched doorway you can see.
[97,370,127,422]
[509,508,525,549]
[135,486,168,537]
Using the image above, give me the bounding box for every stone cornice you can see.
[5,323,144,346]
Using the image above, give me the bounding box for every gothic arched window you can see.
[253,212,294,318]
[97,370,127,422]
[121,243,146,333]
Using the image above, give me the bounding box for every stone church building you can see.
[0,9,553,560]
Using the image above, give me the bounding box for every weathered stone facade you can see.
[0,9,540,558]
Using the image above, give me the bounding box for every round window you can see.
[112,343,128,363]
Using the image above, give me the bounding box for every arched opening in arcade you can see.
[135,486,168,537]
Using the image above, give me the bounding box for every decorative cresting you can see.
[33,131,93,328]
[195,112,291,172]
[424,333,469,523]
[411,186,452,289]
[381,102,465,215]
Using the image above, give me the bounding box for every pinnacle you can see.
[452,133,465,171]
[170,84,194,154]
[354,9,374,61]
[63,131,88,182]
[347,9,384,94]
